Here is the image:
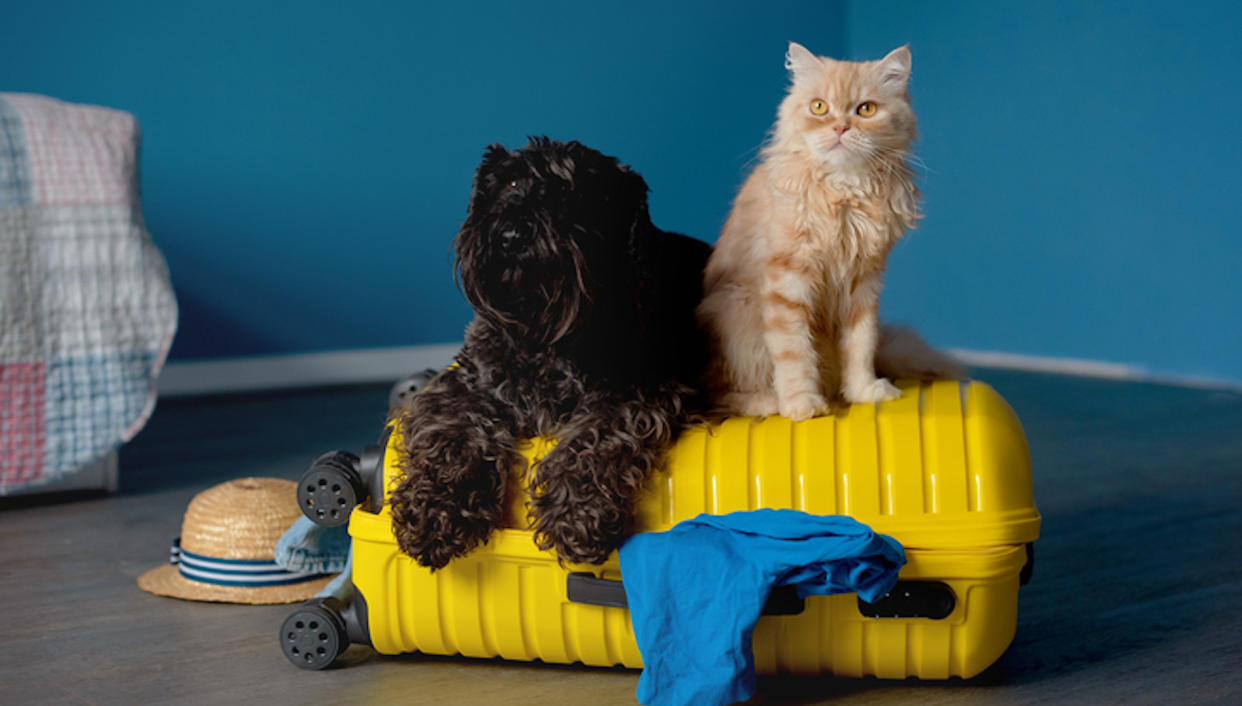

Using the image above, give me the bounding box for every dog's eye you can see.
[505,180,519,190]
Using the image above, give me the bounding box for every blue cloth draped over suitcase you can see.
[619,509,906,706]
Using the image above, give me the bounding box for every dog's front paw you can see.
[532,491,624,566]
[407,527,473,571]
[546,529,616,566]
[390,461,504,570]
[843,377,902,404]
[393,497,495,570]
[543,522,621,564]
[779,391,828,421]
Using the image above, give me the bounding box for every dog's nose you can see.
[500,229,522,251]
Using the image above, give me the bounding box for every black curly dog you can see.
[390,138,712,569]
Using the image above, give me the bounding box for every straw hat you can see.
[138,478,335,604]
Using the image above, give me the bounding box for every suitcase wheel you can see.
[298,451,366,527]
[280,599,349,670]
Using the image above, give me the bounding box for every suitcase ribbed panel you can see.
[630,380,1037,548]
[353,518,645,668]
[352,378,1038,678]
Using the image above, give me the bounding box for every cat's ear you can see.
[877,45,912,90]
[785,41,821,81]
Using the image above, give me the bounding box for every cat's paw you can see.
[727,390,780,417]
[779,392,828,422]
[844,377,903,404]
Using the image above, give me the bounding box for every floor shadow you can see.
[118,383,393,495]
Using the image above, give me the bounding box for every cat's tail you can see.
[876,324,965,382]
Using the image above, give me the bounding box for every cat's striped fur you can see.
[697,43,960,421]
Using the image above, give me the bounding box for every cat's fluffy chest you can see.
[765,165,916,277]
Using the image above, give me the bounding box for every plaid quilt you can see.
[0,93,177,494]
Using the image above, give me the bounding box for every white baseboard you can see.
[949,349,1143,380]
[157,343,461,397]
[949,349,1242,391]
[156,343,1240,398]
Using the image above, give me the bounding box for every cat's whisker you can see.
[868,144,934,175]
[740,144,766,171]
[860,149,903,182]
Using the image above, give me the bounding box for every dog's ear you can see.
[482,143,509,164]
[470,143,509,203]
[527,136,555,152]
[479,143,509,180]
[620,164,652,232]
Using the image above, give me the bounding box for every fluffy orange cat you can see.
[697,42,961,421]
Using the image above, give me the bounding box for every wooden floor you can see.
[2,370,1241,705]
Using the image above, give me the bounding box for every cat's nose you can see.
[833,124,850,136]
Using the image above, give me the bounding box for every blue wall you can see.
[0,0,845,361]
[3,1,1240,382]
[847,0,1242,382]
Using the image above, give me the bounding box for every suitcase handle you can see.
[568,573,958,620]
[857,581,956,619]
[566,572,805,616]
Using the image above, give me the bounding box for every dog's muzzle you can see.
[499,227,524,253]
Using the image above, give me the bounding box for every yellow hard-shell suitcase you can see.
[282,379,1040,679]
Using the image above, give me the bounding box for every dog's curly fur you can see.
[390,138,711,569]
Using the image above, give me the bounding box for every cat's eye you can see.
[857,101,877,117]
[810,99,829,116]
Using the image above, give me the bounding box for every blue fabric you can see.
[618,509,906,706]
[274,516,351,575]
[317,549,354,600]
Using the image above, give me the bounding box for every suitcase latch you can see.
[857,581,956,619]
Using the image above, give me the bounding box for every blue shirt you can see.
[619,509,905,706]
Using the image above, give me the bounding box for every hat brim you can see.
[137,564,336,605]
